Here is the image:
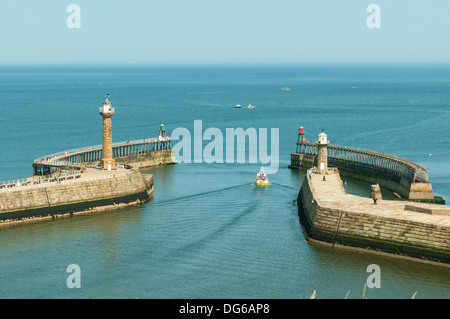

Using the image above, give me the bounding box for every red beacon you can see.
[296,127,306,153]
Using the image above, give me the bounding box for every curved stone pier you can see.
[0,168,154,224]
[297,169,450,265]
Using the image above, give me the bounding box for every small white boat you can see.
[246,104,256,109]
[255,167,268,185]
[235,104,241,108]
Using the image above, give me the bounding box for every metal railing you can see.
[35,137,172,166]
[0,171,132,193]
[296,141,426,171]
[295,142,425,182]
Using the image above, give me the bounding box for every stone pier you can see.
[0,168,153,224]
[298,169,450,265]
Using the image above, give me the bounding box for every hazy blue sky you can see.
[1,1,449,65]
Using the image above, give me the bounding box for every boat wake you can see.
[150,183,250,207]
[173,201,258,255]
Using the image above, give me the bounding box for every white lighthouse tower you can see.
[317,129,329,175]
[99,94,116,170]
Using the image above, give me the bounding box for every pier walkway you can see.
[298,169,450,264]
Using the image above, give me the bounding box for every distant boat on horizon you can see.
[281,88,291,91]
[235,104,241,108]
[246,104,256,109]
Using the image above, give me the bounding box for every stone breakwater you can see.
[297,170,450,266]
[0,168,153,225]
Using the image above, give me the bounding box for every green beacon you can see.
[159,124,166,138]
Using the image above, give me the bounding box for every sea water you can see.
[0,65,449,298]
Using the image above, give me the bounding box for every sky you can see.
[0,0,449,65]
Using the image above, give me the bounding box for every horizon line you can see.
[2,61,450,68]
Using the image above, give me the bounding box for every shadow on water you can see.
[173,200,259,256]
[149,182,251,207]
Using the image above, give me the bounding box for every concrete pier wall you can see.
[116,149,176,169]
[297,171,450,265]
[327,158,433,200]
[0,170,153,223]
[289,153,315,169]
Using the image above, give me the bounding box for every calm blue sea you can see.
[0,65,449,299]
